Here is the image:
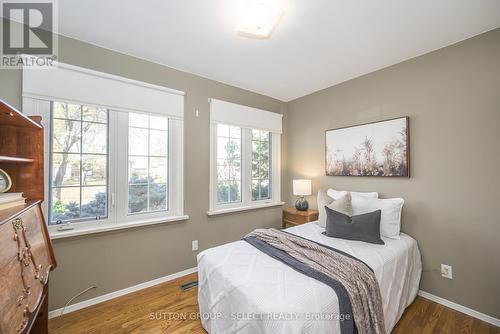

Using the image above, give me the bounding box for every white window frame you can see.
[48,100,114,226]
[208,124,283,216]
[28,101,187,239]
[113,111,185,225]
[22,63,188,239]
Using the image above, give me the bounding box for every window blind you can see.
[23,62,185,118]
[210,98,282,134]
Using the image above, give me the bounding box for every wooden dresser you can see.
[0,99,57,334]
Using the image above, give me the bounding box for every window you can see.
[128,113,169,214]
[46,101,185,229]
[23,62,186,237]
[216,124,242,204]
[50,102,109,223]
[209,99,282,214]
[251,129,271,201]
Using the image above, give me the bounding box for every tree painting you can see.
[325,117,409,177]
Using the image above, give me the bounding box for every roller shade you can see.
[210,98,282,133]
[23,62,185,118]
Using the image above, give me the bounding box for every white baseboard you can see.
[418,290,500,327]
[48,267,198,319]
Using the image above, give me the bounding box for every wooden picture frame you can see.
[325,117,409,177]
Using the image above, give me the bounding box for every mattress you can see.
[197,222,422,334]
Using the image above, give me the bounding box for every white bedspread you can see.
[197,222,422,334]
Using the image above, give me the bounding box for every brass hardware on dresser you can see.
[12,217,44,283]
[1,202,56,334]
[0,100,57,334]
[12,217,24,230]
[11,215,47,329]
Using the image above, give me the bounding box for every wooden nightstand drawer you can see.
[282,207,319,228]
[283,211,308,224]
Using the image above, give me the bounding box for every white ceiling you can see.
[56,0,500,101]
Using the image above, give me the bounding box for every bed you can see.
[197,221,422,334]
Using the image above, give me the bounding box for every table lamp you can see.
[293,179,311,211]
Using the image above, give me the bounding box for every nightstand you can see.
[282,207,319,229]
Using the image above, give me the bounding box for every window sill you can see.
[49,215,190,240]
[207,201,285,216]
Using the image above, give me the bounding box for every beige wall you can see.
[286,28,500,318]
[0,32,288,310]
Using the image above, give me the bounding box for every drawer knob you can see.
[12,218,24,230]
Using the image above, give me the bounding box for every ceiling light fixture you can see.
[236,0,285,39]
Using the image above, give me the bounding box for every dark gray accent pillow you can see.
[323,207,385,245]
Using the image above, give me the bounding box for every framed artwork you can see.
[325,117,409,177]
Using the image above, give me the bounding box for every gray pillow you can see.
[323,207,385,245]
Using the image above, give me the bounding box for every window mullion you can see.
[242,128,252,206]
[209,123,216,211]
[270,133,275,201]
[147,124,151,212]
[107,110,118,224]
[79,107,83,219]
[114,111,129,223]
[169,118,182,216]
[271,132,281,202]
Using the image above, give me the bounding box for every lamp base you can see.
[295,197,309,211]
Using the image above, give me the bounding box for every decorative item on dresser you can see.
[0,168,13,192]
[282,207,319,229]
[0,99,57,334]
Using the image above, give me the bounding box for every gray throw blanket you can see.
[244,228,385,334]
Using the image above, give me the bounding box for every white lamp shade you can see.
[293,179,312,196]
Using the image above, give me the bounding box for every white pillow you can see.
[353,196,404,239]
[317,190,354,228]
[327,188,378,200]
[327,189,379,219]
[317,189,334,228]
[327,192,353,217]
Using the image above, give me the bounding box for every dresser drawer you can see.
[0,203,55,334]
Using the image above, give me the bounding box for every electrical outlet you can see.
[192,240,199,251]
[441,264,453,279]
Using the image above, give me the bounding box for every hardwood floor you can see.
[392,295,499,334]
[49,273,499,334]
[49,273,204,334]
